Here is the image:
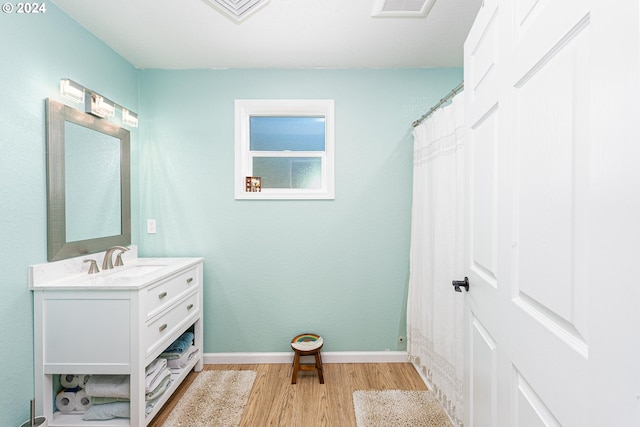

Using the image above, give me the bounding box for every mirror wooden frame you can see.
[46,98,131,261]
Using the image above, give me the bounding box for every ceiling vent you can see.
[371,0,437,18]
[202,0,270,22]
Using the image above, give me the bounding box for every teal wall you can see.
[0,4,139,425]
[0,3,461,425]
[137,68,462,353]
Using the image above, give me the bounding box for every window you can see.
[235,99,335,199]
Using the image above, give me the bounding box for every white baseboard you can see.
[204,351,409,365]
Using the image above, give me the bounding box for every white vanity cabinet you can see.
[31,257,204,427]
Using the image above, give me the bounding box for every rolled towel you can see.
[55,390,76,413]
[74,389,92,411]
[84,375,130,399]
[60,374,81,389]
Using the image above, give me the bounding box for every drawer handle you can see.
[159,324,168,332]
[186,277,194,284]
[187,304,194,310]
[158,291,167,299]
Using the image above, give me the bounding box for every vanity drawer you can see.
[144,266,199,319]
[146,291,200,356]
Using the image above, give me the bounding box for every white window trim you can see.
[235,99,335,200]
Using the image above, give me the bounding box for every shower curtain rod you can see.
[411,81,464,128]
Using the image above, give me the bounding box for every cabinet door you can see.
[43,296,131,373]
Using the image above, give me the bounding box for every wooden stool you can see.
[291,333,324,384]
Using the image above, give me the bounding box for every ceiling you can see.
[52,0,482,69]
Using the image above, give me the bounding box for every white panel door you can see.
[464,0,502,425]
[463,0,640,426]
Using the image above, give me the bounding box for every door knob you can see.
[452,277,469,292]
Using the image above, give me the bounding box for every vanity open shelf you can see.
[30,256,204,427]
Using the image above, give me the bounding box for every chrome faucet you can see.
[102,246,130,270]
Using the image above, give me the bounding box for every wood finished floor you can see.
[148,363,428,427]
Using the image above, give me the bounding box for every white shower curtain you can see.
[407,93,465,426]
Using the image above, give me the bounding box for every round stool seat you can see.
[291,333,323,351]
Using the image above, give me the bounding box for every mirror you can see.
[46,98,131,261]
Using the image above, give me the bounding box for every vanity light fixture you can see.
[58,78,139,127]
[60,79,85,103]
[86,93,116,118]
[122,109,138,128]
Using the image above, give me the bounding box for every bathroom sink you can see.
[108,264,167,278]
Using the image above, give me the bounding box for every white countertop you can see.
[30,249,203,290]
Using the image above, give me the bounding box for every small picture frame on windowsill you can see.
[245,176,262,192]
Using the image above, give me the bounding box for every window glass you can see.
[250,117,325,151]
[253,157,322,189]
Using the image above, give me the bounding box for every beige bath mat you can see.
[162,370,256,427]
[353,389,453,427]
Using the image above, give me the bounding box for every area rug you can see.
[353,390,452,427]
[162,370,256,427]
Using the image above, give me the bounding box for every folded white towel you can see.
[84,375,130,399]
[146,371,172,401]
[146,366,171,394]
[145,358,168,393]
[146,358,167,377]
[167,346,199,370]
